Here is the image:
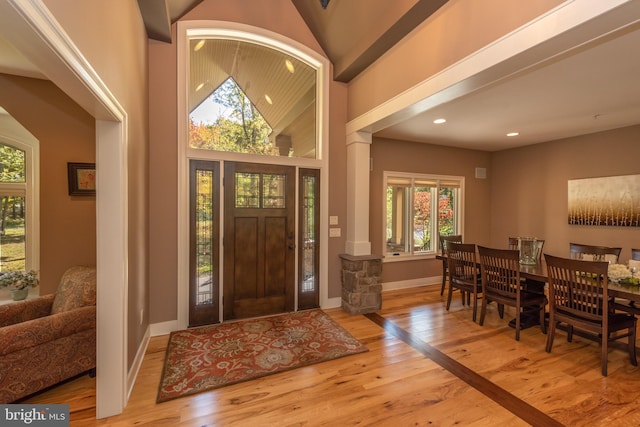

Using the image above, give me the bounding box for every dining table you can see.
[437,253,640,327]
[515,258,640,304]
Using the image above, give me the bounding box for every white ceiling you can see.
[0,35,45,80]
[375,21,640,151]
[1,1,639,152]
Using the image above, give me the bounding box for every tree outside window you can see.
[189,78,275,155]
[385,173,462,258]
[0,143,26,271]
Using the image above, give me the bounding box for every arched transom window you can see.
[188,37,318,159]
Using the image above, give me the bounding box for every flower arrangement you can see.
[607,263,640,285]
[0,270,39,290]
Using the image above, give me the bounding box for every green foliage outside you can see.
[414,187,456,251]
[0,144,25,183]
[189,78,276,155]
[0,225,25,271]
[0,144,26,271]
[386,183,456,252]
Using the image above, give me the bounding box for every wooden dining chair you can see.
[545,254,637,376]
[446,242,482,322]
[478,246,547,340]
[439,234,463,296]
[569,243,622,264]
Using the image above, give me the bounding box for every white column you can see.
[345,131,372,256]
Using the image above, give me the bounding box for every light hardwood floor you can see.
[24,285,640,426]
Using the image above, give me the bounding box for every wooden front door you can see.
[223,162,296,320]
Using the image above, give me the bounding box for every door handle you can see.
[288,244,295,250]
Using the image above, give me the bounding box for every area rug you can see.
[157,309,368,402]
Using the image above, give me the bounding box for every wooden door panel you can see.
[234,295,286,318]
[234,217,258,300]
[224,162,295,320]
[265,217,286,296]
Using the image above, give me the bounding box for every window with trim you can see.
[188,38,318,159]
[384,172,463,258]
[0,142,28,271]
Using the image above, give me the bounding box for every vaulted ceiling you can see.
[136,0,640,151]
[137,0,445,84]
[1,1,638,152]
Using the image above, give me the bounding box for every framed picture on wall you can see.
[568,174,640,226]
[68,162,96,196]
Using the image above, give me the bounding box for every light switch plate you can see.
[329,216,338,225]
[329,228,341,237]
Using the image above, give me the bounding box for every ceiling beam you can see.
[293,0,449,83]
[333,0,449,82]
[137,0,172,43]
[137,0,204,43]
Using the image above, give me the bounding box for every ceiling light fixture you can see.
[320,0,330,9]
[433,118,446,124]
[194,40,205,52]
[507,132,519,137]
[285,59,295,73]
[265,94,273,105]
[195,82,204,92]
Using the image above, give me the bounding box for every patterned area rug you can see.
[157,309,368,402]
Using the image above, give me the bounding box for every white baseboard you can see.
[321,296,342,309]
[127,325,150,401]
[150,319,179,337]
[382,275,441,291]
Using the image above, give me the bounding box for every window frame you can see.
[176,20,331,328]
[382,171,464,262]
[185,28,322,162]
[0,133,39,273]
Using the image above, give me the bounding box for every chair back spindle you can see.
[569,243,621,264]
[545,254,637,376]
[438,234,463,296]
[446,242,481,321]
[478,246,547,340]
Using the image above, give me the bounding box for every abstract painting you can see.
[568,174,640,226]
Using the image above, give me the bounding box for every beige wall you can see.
[0,75,96,293]
[327,79,349,297]
[490,125,640,262]
[148,33,179,321]
[370,137,492,283]
[373,126,640,285]
[42,0,150,368]
[348,0,563,120]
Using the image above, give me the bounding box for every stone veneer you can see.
[339,253,382,315]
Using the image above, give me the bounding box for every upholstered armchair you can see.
[0,266,96,403]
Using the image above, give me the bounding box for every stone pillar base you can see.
[339,253,382,315]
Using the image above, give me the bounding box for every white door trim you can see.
[0,0,129,418]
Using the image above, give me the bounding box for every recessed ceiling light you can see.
[285,59,295,73]
[194,40,205,52]
[507,132,519,137]
[433,118,446,124]
[195,82,204,92]
[265,94,273,105]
